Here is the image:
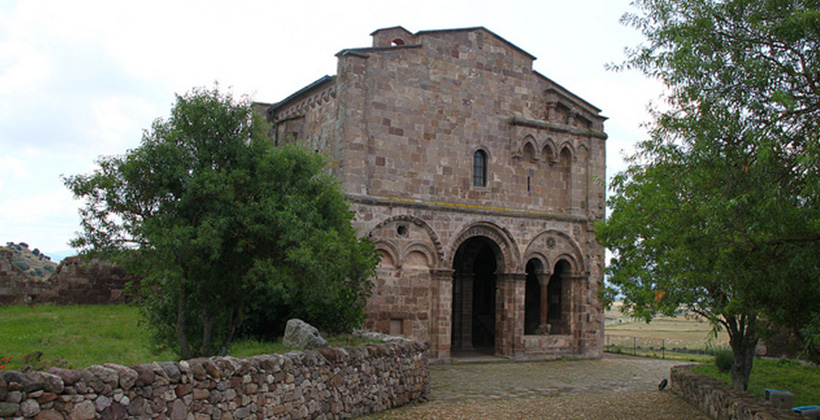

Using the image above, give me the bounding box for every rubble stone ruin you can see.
[260,26,607,360]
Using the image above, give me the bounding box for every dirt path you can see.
[359,355,711,419]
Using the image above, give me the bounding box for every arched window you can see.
[473,149,487,187]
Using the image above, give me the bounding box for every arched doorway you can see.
[524,259,544,335]
[451,236,500,353]
[547,260,571,334]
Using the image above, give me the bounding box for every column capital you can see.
[498,272,527,283]
[431,269,455,280]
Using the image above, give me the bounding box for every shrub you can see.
[12,258,30,272]
[715,349,734,373]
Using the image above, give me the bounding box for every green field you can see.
[605,303,729,359]
[0,304,166,371]
[604,304,819,406]
[0,303,363,371]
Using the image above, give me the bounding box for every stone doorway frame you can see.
[433,222,523,359]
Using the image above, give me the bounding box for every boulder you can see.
[282,319,327,350]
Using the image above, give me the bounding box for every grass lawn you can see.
[0,303,168,371]
[0,303,370,372]
[693,358,820,408]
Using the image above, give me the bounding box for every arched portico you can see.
[451,236,499,353]
[446,222,525,357]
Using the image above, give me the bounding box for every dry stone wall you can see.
[671,365,801,420]
[0,341,429,420]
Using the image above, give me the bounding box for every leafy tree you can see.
[65,86,378,358]
[598,0,820,390]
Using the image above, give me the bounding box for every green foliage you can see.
[65,86,378,359]
[598,0,820,390]
[715,350,734,373]
[694,358,820,407]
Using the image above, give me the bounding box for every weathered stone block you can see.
[283,319,328,350]
[0,401,19,417]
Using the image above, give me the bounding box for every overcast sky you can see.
[0,0,663,260]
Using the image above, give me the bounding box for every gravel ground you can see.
[359,355,711,419]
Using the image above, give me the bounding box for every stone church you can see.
[261,26,607,361]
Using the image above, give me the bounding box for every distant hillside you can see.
[1,242,59,281]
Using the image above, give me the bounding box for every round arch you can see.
[523,229,586,275]
[448,222,521,272]
[370,214,445,268]
[374,240,400,268]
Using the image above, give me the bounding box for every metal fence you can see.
[605,334,721,359]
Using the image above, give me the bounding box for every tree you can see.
[597,0,820,390]
[65,86,378,358]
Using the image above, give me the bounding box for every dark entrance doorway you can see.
[451,237,499,353]
[524,259,544,335]
[547,260,571,334]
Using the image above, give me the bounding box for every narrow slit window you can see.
[473,150,487,187]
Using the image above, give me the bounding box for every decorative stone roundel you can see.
[547,237,557,249]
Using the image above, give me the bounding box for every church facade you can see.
[263,26,607,360]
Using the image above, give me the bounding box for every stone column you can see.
[537,273,550,333]
[495,272,526,357]
[430,269,454,359]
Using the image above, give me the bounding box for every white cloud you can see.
[0,187,78,253]
[89,96,159,153]
[0,155,29,178]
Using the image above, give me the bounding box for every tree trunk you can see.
[731,337,756,390]
[726,314,758,391]
[176,285,192,360]
[201,305,215,357]
[219,302,244,357]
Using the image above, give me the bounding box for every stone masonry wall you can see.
[671,365,801,420]
[0,250,50,305]
[0,341,429,420]
[0,253,132,306]
[264,26,607,360]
